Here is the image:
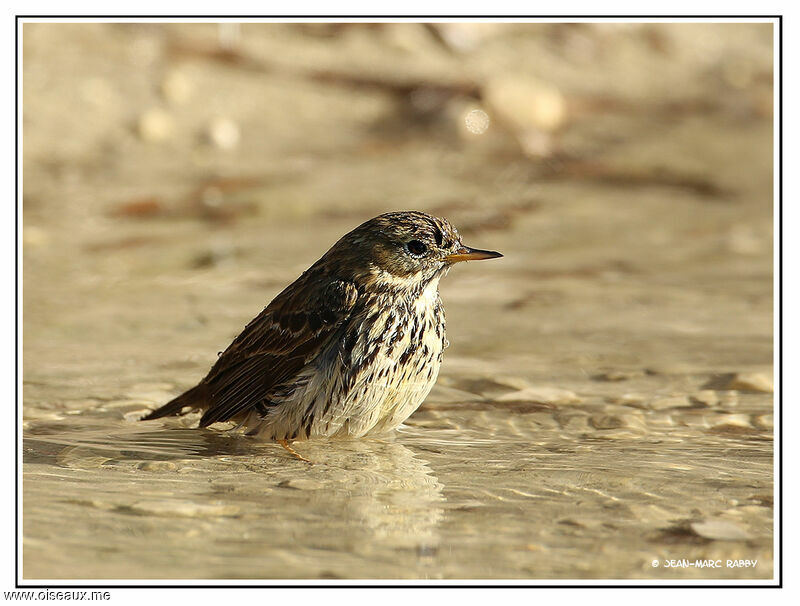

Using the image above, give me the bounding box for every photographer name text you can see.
[659,559,757,568]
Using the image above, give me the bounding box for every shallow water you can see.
[22,22,774,581]
[23,398,772,580]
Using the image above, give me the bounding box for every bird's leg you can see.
[278,439,313,464]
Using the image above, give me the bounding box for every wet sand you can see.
[22,22,774,580]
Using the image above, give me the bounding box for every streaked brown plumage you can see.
[142,211,501,453]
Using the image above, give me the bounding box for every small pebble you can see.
[484,75,567,133]
[725,372,773,393]
[208,117,240,150]
[138,108,174,142]
[434,23,502,52]
[711,414,753,429]
[690,519,752,541]
[463,108,491,135]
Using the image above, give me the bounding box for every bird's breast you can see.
[324,280,446,436]
[354,280,445,371]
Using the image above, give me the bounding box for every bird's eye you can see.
[406,240,427,256]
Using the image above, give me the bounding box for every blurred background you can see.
[22,22,775,580]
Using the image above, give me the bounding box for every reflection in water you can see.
[23,416,445,579]
[300,439,444,551]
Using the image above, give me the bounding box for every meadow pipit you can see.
[143,211,501,459]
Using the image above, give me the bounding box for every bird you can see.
[142,211,502,461]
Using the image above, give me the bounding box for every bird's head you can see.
[329,211,502,290]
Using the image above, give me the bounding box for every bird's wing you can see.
[197,276,359,427]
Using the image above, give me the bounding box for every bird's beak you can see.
[444,245,503,264]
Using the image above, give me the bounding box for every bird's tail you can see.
[140,384,207,421]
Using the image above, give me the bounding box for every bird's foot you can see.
[278,439,313,464]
